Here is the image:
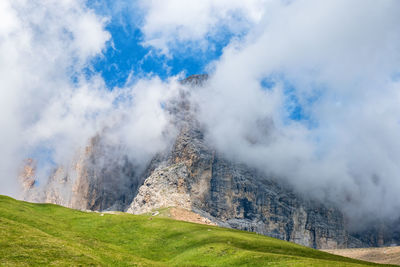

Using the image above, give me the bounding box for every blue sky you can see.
[86,0,232,88]
[84,1,309,124]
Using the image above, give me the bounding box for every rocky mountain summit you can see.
[20,74,400,249]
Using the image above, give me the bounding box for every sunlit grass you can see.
[0,195,393,266]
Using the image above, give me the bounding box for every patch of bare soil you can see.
[322,246,400,265]
[169,207,216,226]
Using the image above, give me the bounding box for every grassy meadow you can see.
[0,195,394,266]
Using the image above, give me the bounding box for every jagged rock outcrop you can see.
[20,74,400,249]
[127,162,192,214]
[19,159,37,193]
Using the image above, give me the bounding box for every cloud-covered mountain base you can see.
[20,76,400,249]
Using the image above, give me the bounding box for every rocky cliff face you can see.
[20,74,400,249]
[125,107,361,249]
[22,135,145,211]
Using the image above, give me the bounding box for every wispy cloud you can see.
[138,0,266,56]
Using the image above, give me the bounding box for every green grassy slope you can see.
[0,195,394,266]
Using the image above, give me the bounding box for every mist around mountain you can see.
[17,75,400,250]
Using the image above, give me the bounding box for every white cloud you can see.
[138,0,267,55]
[188,0,400,222]
[0,0,111,195]
[0,0,180,196]
[102,77,180,167]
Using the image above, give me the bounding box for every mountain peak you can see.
[180,74,209,86]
